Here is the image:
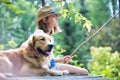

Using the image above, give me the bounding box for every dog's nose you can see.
[48,44,54,49]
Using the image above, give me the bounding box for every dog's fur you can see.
[0,31,69,78]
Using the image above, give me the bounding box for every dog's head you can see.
[28,31,54,56]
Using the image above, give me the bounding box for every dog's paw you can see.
[55,71,63,76]
[53,70,69,76]
[62,70,69,75]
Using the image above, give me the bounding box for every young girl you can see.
[34,6,89,75]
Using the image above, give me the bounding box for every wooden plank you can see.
[7,75,110,80]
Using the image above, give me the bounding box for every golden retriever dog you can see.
[0,30,69,79]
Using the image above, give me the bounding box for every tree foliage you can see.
[0,0,37,49]
[89,46,120,79]
[91,18,120,52]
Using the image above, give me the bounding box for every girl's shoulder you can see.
[35,30,45,33]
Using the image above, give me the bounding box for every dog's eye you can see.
[40,38,45,41]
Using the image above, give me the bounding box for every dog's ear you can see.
[28,35,35,48]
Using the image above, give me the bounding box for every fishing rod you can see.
[70,12,119,57]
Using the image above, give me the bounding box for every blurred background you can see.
[0,0,119,79]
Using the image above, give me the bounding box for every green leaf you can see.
[83,20,92,33]
[8,39,17,48]
[0,45,4,50]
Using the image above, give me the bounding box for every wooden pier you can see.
[7,74,110,80]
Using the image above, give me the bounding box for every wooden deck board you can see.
[7,75,110,80]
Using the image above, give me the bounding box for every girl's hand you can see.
[63,55,72,64]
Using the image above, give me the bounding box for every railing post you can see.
[41,0,45,7]
[118,0,120,24]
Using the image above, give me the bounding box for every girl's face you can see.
[41,14,61,34]
[47,14,58,29]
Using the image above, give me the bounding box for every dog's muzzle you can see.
[48,44,54,51]
[37,44,54,56]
